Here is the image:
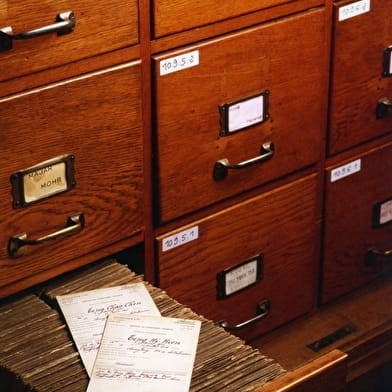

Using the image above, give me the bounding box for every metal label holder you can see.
[10,154,76,209]
[216,254,263,299]
[219,90,270,136]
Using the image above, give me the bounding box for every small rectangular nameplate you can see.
[217,255,263,299]
[373,197,392,227]
[307,324,357,352]
[11,154,76,208]
[338,0,370,21]
[330,159,361,182]
[159,50,199,76]
[219,91,269,136]
[162,226,199,252]
[383,46,392,78]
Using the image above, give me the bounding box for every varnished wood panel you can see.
[322,141,392,303]
[0,62,143,297]
[328,0,392,155]
[153,8,327,223]
[156,174,319,341]
[0,0,139,83]
[257,349,348,392]
[152,0,325,38]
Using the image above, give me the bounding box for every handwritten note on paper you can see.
[57,283,160,376]
[87,314,201,392]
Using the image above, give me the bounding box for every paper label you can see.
[225,259,259,296]
[330,159,361,182]
[162,226,199,252]
[23,161,68,203]
[228,95,265,133]
[160,50,199,76]
[379,200,392,225]
[387,47,392,76]
[338,0,370,21]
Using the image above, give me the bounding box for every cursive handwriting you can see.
[94,368,182,381]
[128,335,180,347]
[79,341,100,352]
[87,301,142,316]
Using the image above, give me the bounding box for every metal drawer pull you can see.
[0,11,76,52]
[213,141,274,181]
[376,97,391,119]
[8,212,85,258]
[217,300,270,331]
[365,247,392,267]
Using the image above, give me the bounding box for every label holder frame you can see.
[10,154,76,209]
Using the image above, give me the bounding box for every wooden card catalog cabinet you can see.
[153,8,327,223]
[328,0,392,155]
[0,62,143,297]
[156,174,319,341]
[322,142,392,303]
[0,0,139,82]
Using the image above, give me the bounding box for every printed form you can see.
[57,283,161,376]
[87,313,201,392]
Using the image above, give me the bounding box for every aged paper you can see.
[57,283,160,376]
[87,313,201,392]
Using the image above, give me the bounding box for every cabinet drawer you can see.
[156,174,318,340]
[153,8,327,223]
[322,142,392,303]
[0,0,139,82]
[328,0,392,155]
[152,0,323,38]
[0,61,143,294]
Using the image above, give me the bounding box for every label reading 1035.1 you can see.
[160,50,199,76]
[162,226,199,252]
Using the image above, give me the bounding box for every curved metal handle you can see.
[365,247,392,268]
[376,97,392,119]
[217,300,270,331]
[0,11,75,52]
[8,212,85,258]
[213,141,274,181]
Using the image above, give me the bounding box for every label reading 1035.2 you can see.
[162,226,199,252]
[160,50,199,76]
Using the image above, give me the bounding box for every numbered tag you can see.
[338,0,370,21]
[162,226,199,252]
[160,50,199,76]
[330,159,361,183]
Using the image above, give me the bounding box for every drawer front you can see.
[153,8,326,223]
[0,0,139,82]
[152,0,322,38]
[0,61,143,292]
[156,174,318,340]
[328,0,392,155]
[322,142,392,303]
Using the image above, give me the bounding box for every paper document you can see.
[87,313,201,392]
[57,283,160,376]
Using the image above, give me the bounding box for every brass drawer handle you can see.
[213,141,274,181]
[0,11,76,52]
[365,247,392,268]
[217,299,270,331]
[8,212,85,258]
[376,97,392,119]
